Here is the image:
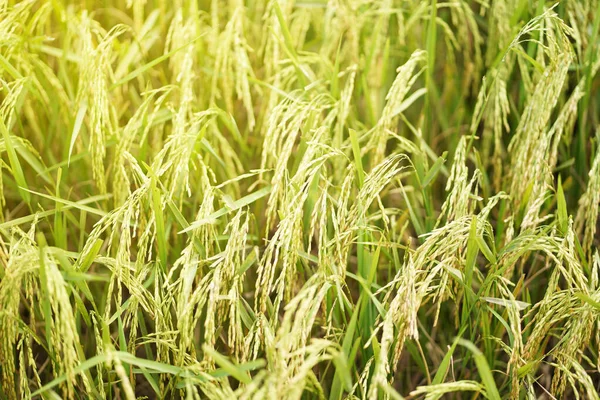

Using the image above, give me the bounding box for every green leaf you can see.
[179,186,272,233]
[465,216,479,289]
[476,236,496,264]
[575,292,600,311]
[432,327,466,384]
[151,179,167,271]
[400,185,425,237]
[457,339,501,400]
[68,102,87,165]
[331,350,353,393]
[202,346,252,384]
[36,234,53,357]
[556,176,568,234]
[78,238,104,273]
[30,354,110,398]
[272,1,307,86]
[422,151,447,188]
[115,351,194,377]
[20,188,108,217]
[110,34,206,89]
[0,194,112,234]
[0,118,30,203]
[330,303,361,400]
[349,129,365,188]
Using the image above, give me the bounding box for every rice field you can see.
[1,0,600,398]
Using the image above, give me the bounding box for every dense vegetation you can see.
[1,0,600,398]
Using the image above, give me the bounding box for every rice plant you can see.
[1,0,600,399]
